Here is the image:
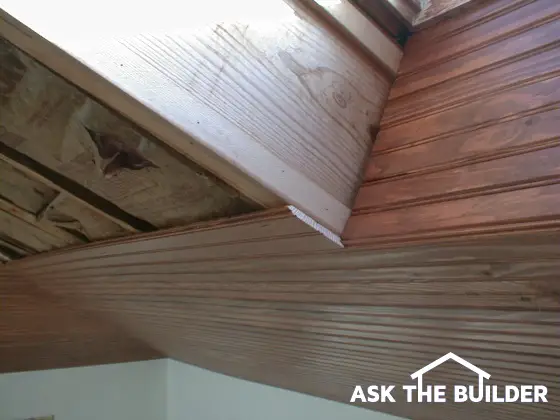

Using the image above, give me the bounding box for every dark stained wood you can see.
[344,1,559,417]
[364,108,560,180]
[357,147,560,211]
[0,270,161,373]
[349,0,560,247]
[5,205,560,420]
[375,76,560,151]
[392,17,560,99]
[384,44,560,125]
[403,0,560,73]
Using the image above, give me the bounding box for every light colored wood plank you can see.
[0,196,83,246]
[0,208,68,252]
[306,0,403,73]
[0,141,152,233]
[0,158,56,214]
[0,39,255,230]
[0,0,393,234]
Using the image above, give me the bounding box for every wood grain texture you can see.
[4,208,560,420]
[0,37,256,232]
[305,0,403,73]
[348,0,560,247]
[0,0,394,234]
[2,4,560,420]
[0,270,161,373]
[0,140,152,234]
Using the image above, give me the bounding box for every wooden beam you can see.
[0,235,32,258]
[304,0,403,74]
[0,196,83,245]
[35,192,66,222]
[0,142,154,233]
[0,0,393,234]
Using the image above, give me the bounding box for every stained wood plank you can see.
[348,0,560,261]
[365,108,560,180]
[374,75,560,152]
[345,183,560,246]
[357,147,560,211]
[401,0,560,74]
[0,275,161,373]
[408,0,530,44]
[5,215,560,420]
[392,17,560,99]
[383,43,560,125]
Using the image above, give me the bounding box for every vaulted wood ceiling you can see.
[1,0,560,419]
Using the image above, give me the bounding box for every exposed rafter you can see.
[0,142,154,233]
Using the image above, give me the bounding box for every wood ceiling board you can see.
[365,108,560,180]
[383,44,560,126]
[304,0,403,73]
[0,272,161,374]
[347,0,560,248]
[358,147,560,211]
[0,37,257,235]
[5,223,560,420]
[401,0,560,76]
[391,16,560,99]
[0,0,393,234]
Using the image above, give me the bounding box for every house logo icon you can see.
[411,352,490,401]
[350,352,549,404]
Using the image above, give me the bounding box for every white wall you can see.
[0,359,406,420]
[0,360,167,420]
[166,360,405,420]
